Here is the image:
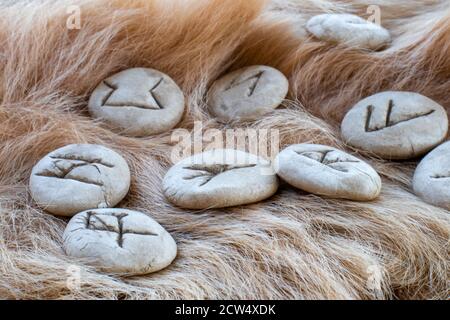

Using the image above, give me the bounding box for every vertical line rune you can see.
[385,99,394,127]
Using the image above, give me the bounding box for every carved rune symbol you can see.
[296,150,359,172]
[365,99,435,132]
[345,19,366,25]
[183,163,257,186]
[84,211,158,248]
[35,154,114,187]
[430,173,450,180]
[225,71,265,97]
[102,78,164,109]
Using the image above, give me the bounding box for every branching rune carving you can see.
[102,78,165,110]
[295,150,359,172]
[35,154,114,187]
[365,99,435,132]
[84,211,158,248]
[183,163,257,186]
[225,71,265,97]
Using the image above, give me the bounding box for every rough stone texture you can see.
[63,208,177,275]
[306,13,391,50]
[413,141,450,210]
[341,91,448,160]
[207,65,289,122]
[275,144,381,200]
[163,149,279,209]
[30,144,131,216]
[88,68,185,136]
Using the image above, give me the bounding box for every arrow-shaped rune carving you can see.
[225,71,265,97]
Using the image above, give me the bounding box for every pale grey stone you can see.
[30,144,130,216]
[207,66,289,122]
[341,91,448,159]
[413,141,450,210]
[88,68,185,136]
[163,149,279,209]
[63,208,177,275]
[306,13,391,50]
[275,144,381,200]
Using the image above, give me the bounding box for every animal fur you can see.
[0,0,449,299]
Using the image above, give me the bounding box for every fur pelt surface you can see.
[0,0,449,300]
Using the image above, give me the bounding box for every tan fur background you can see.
[0,0,448,299]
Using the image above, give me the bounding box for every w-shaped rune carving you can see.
[225,71,265,97]
[102,78,164,109]
[365,99,435,132]
[183,163,257,186]
[296,150,359,172]
[84,211,158,248]
[35,154,114,187]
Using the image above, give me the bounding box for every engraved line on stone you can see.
[149,77,164,109]
[102,102,161,110]
[385,99,394,127]
[430,174,450,179]
[365,99,435,132]
[117,213,125,247]
[102,80,118,106]
[365,105,374,132]
[225,71,265,97]
[49,155,114,168]
[85,212,158,248]
[295,150,359,173]
[85,211,93,228]
[35,163,104,187]
[102,78,164,110]
[35,155,113,187]
[346,19,366,25]
[183,163,257,187]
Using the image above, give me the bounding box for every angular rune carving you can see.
[365,99,435,132]
[149,78,164,109]
[225,71,265,97]
[295,150,359,172]
[35,154,114,187]
[84,211,158,248]
[102,78,165,109]
[101,80,118,107]
[183,163,257,186]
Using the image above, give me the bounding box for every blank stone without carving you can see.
[88,68,185,136]
[306,13,391,50]
[207,65,289,122]
[29,144,130,216]
[341,91,448,160]
[275,144,381,201]
[63,208,177,275]
[163,149,279,209]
